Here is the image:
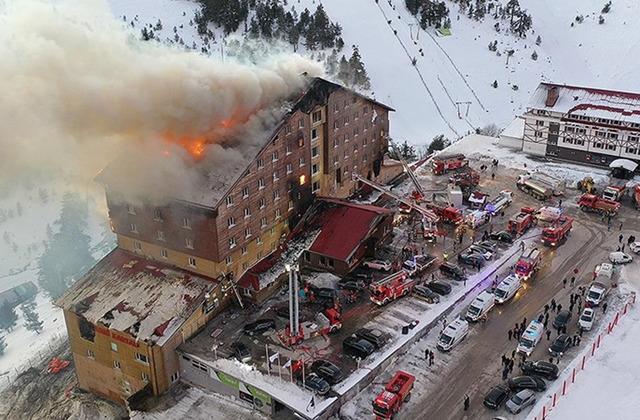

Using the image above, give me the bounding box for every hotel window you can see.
[286,144,292,155]
[334,121,339,130]
[272,151,279,162]
[354,127,359,137]
[299,157,306,167]
[225,256,233,265]
[298,137,304,147]
[226,196,234,207]
[312,181,320,192]
[133,241,142,251]
[334,137,339,148]
[261,217,267,228]
[229,237,237,249]
[185,237,194,249]
[273,190,281,201]
[257,236,263,245]
[130,223,138,233]
[298,119,305,128]
[536,120,544,126]
[275,209,281,219]
[312,164,319,175]
[607,132,618,140]
[142,372,149,382]
[257,158,264,169]
[606,144,617,151]
[227,216,236,228]
[354,145,358,154]
[288,200,294,211]
[258,178,265,189]
[242,262,248,270]
[311,128,318,140]
[285,124,291,134]
[286,163,293,174]
[157,231,165,241]
[242,187,249,198]
[344,133,349,143]
[241,246,248,255]
[243,287,252,297]
[153,208,162,221]
[135,353,149,364]
[127,204,136,215]
[273,171,279,181]
[188,257,197,267]
[312,110,322,123]
[160,249,168,259]
[244,207,251,218]
[299,174,306,185]
[345,115,349,125]
[182,217,191,229]
[244,227,252,238]
[594,142,604,149]
[312,146,319,158]
[111,342,118,352]
[596,131,606,138]
[625,147,637,154]
[334,103,339,113]
[113,360,121,370]
[259,198,266,209]
[87,349,95,359]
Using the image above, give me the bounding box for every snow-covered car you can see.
[578,308,595,331]
[630,242,640,254]
[469,245,493,260]
[363,260,392,272]
[609,251,633,264]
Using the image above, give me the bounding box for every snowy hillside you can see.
[105,0,640,146]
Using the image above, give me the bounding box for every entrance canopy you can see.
[609,158,638,172]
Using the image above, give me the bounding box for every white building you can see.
[521,82,640,169]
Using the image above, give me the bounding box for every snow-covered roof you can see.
[500,117,524,138]
[57,249,217,346]
[528,82,640,124]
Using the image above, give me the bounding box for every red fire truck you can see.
[372,371,415,419]
[370,271,416,306]
[449,167,480,190]
[578,194,621,216]
[428,205,463,224]
[541,216,573,247]
[431,153,468,175]
[285,308,342,345]
[634,185,640,210]
[515,248,541,281]
[507,207,537,236]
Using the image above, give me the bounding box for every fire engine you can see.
[468,190,488,209]
[515,248,541,281]
[601,185,626,202]
[484,190,513,215]
[507,207,537,236]
[541,216,573,247]
[426,203,463,224]
[449,167,480,191]
[285,307,342,345]
[578,194,621,216]
[431,153,468,175]
[372,371,415,419]
[369,271,416,306]
[635,185,640,210]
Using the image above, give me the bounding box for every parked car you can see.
[457,252,485,267]
[609,251,633,264]
[578,307,595,331]
[469,245,493,260]
[505,389,536,414]
[343,335,376,359]
[413,284,441,303]
[474,241,497,253]
[231,342,252,363]
[549,334,572,357]
[354,328,389,350]
[489,231,514,244]
[426,280,452,295]
[243,319,276,336]
[552,310,572,329]
[363,260,392,272]
[507,375,546,392]
[439,262,467,280]
[304,373,330,395]
[337,280,365,292]
[483,384,511,409]
[521,361,559,380]
[310,360,344,385]
[630,242,640,254]
[311,287,338,301]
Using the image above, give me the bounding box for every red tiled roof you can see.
[309,200,391,261]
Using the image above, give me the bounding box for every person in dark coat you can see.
[557,303,563,313]
[603,302,608,313]
[508,329,512,341]
[546,330,552,341]
[464,394,470,411]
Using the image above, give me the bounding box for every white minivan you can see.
[466,290,495,322]
[437,318,469,352]
[494,274,521,304]
[516,320,544,356]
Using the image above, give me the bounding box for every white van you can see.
[516,320,544,356]
[466,290,495,322]
[494,275,521,304]
[465,210,490,229]
[586,282,608,306]
[437,318,469,352]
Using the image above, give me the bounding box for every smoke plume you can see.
[0,0,323,200]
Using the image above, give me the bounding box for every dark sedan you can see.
[521,361,559,380]
[507,375,547,392]
[483,384,511,409]
[549,334,572,357]
[426,281,452,295]
[343,335,376,359]
[413,284,441,303]
[552,310,572,329]
[490,231,514,244]
[243,319,276,336]
[304,373,330,395]
[457,252,485,267]
[310,360,344,385]
[439,262,467,280]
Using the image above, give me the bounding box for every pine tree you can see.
[21,300,43,335]
[492,80,498,88]
[428,134,449,153]
[38,193,95,300]
[337,55,352,86]
[531,51,538,60]
[348,46,371,90]
[602,1,612,13]
[0,301,18,332]
[599,15,605,24]
[535,35,542,46]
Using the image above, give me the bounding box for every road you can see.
[396,191,640,419]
